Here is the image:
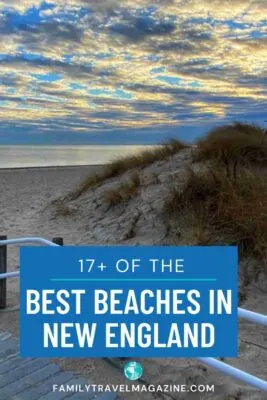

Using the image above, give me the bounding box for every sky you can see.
[0,0,266,144]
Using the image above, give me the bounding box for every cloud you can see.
[108,12,176,41]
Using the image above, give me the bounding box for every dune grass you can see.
[165,167,267,262]
[53,199,77,217]
[63,122,267,260]
[70,139,186,199]
[104,172,141,206]
[195,122,267,177]
[58,121,267,266]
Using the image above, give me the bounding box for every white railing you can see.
[0,237,59,279]
[0,237,267,392]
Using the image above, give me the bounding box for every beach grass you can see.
[103,172,141,206]
[69,139,187,199]
[165,166,267,261]
[62,122,267,264]
[194,122,267,177]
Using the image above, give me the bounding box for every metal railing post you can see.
[0,235,7,309]
[52,237,64,246]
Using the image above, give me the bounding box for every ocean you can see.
[0,145,152,168]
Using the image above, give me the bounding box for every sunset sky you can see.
[0,0,266,144]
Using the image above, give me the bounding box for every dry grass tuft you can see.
[195,122,267,177]
[69,173,105,200]
[104,172,141,206]
[165,167,267,261]
[53,199,77,217]
[107,139,186,175]
[70,139,186,199]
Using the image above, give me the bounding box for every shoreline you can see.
[0,164,105,171]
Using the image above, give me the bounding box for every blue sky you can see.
[0,0,266,144]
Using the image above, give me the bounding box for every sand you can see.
[0,160,266,399]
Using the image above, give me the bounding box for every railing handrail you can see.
[0,237,59,279]
[0,237,59,247]
[238,307,267,326]
[0,236,267,392]
[199,358,267,391]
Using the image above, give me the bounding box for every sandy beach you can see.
[0,161,266,400]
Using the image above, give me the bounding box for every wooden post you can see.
[0,235,7,309]
[52,237,64,246]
